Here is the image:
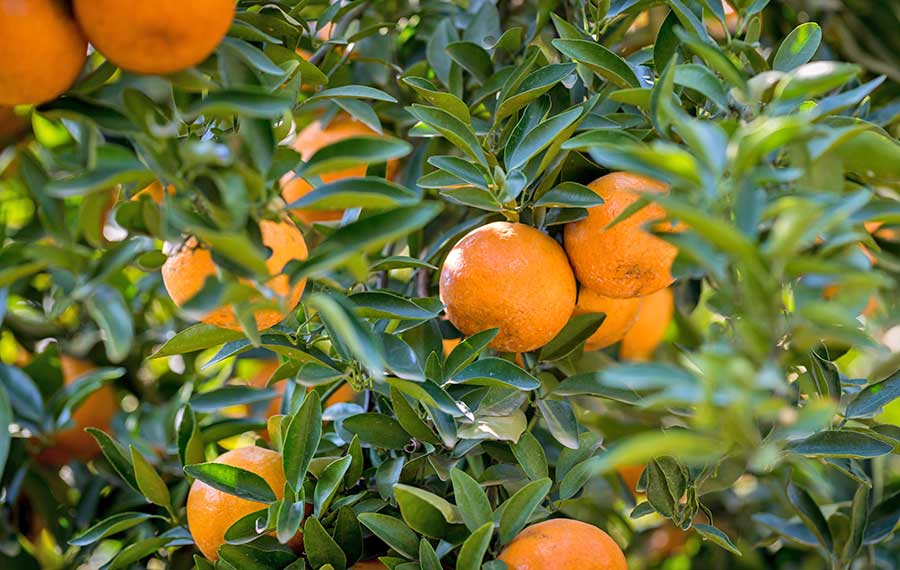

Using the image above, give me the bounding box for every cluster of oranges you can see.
[440,172,678,359]
[158,114,394,331]
[187,443,627,568]
[0,0,235,107]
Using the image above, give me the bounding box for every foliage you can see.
[1,0,899,569]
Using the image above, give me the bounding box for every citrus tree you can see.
[1,1,899,569]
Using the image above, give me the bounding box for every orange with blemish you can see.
[564,172,677,299]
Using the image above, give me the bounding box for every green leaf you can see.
[394,484,463,539]
[217,541,296,569]
[107,537,176,570]
[308,293,384,378]
[864,490,900,544]
[295,203,442,279]
[45,145,150,197]
[419,539,442,570]
[343,413,411,449]
[176,405,205,469]
[283,391,323,492]
[190,386,277,413]
[407,104,488,166]
[69,512,163,546]
[552,39,640,88]
[402,77,471,123]
[131,446,171,511]
[148,323,244,358]
[456,522,493,570]
[450,468,493,533]
[391,388,441,445]
[787,430,893,458]
[303,85,398,105]
[775,62,861,101]
[300,136,412,178]
[449,358,540,390]
[314,455,352,516]
[498,478,552,543]
[506,106,583,170]
[787,482,833,550]
[539,313,606,361]
[184,462,277,503]
[358,514,419,559]
[511,432,549,481]
[85,285,133,363]
[186,90,294,118]
[350,291,440,320]
[285,177,419,211]
[694,524,741,556]
[845,371,900,419]
[773,23,822,72]
[86,428,139,492]
[496,63,576,121]
[446,41,494,83]
[444,329,500,378]
[537,399,580,450]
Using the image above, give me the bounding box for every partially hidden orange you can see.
[281,115,399,224]
[0,0,87,105]
[498,519,627,570]
[574,288,641,351]
[36,355,119,466]
[162,219,308,331]
[564,172,677,299]
[73,0,235,75]
[619,288,674,360]
[186,446,292,561]
[439,222,576,353]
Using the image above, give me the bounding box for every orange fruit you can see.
[36,355,119,466]
[439,222,577,353]
[574,288,641,351]
[186,446,291,561]
[616,464,645,495]
[564,172,677,299]
[498,519,627,570]
[0,0,87,105]
[0,106,29,148]
[281,115,399,224]
[442,337,461,355]
[132,181,174,204]
[619,288,674,360]
[162,219,308,331]
[72,0,234,75]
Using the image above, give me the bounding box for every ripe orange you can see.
[617,464,645,495]
[281,115,399,224]
[186,446,290,561]
[564,172,677,299]
[72,0,234,75]
[498,519,627,570]
[0,0,87,105]
[0,106,29,148]
[36,355,119,466]
[162,219,308,331]
[619,288,674,360]
[439,222,576,353]
[132,181,174,204]
[573,287,641,351]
